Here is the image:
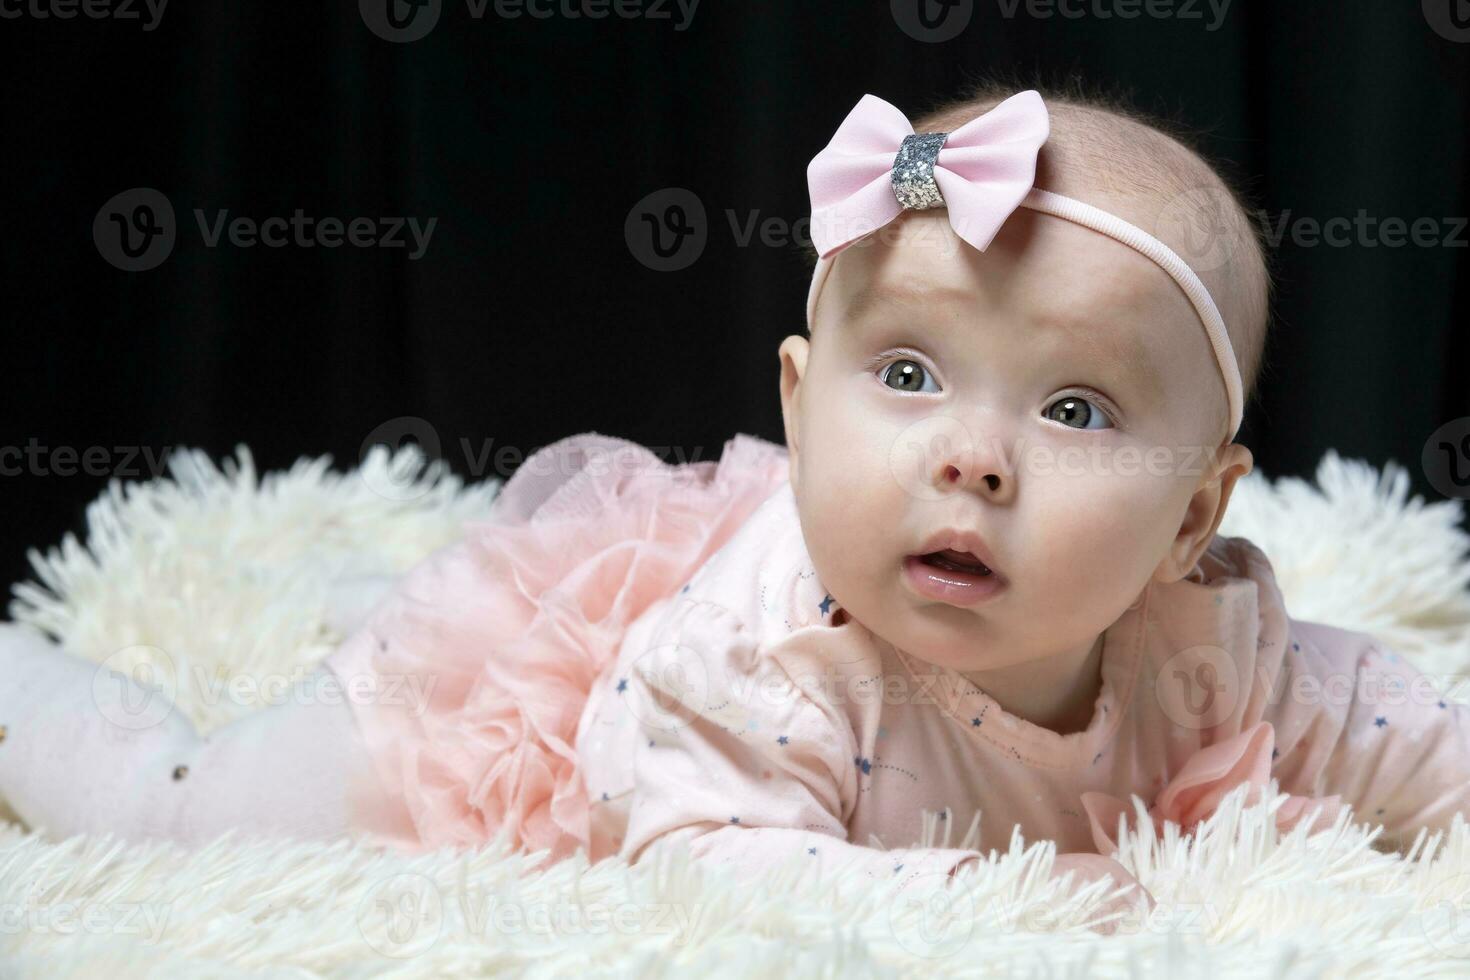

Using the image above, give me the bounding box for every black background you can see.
[3,0,1468,596]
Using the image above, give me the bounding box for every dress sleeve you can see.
[617,597,981,893]
[1265,615,1470,848]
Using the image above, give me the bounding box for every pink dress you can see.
[327,431,1470,889]
[325,431,792,865]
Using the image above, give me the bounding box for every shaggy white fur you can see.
[4,443,1470,976]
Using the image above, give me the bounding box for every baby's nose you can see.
[943,462,1001,493]
[934,436,1012,498]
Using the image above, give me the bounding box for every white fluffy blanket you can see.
[5,444,1470,977]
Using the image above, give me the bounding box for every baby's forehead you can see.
[1033,110,1261,359]
[826,210,1210,421]
[843,208,1185,349]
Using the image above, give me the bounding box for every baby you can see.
[2,79,1467,916]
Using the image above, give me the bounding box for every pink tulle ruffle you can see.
[326,432,790,866]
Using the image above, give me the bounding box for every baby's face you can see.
[778,208,1252,674]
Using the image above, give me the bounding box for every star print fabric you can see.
[603,595,987,890]
[1262,618,1470,849]
[578,478,1470,888]
[329,429,1470,894]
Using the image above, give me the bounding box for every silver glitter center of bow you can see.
[891,132,949,211]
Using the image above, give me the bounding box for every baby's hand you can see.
[949,851,1154,936]
[1050,852,1155,935]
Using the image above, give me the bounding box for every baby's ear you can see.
[1156,442,1254,584]
[1208,442,1255,512]
[777,335,809,490]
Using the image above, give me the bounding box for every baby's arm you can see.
[617,598,1147,910]
[618,599,977,892]
[1266,616,1470,849]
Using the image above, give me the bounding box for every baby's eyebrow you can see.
[846,280,1169,405]
[844,280,977,321]
[1044,309,1167,405]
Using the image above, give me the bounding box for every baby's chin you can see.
[854,592,1025,671]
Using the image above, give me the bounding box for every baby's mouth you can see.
[917,549,993,577]
[902,548,1007,606]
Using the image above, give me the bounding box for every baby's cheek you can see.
[801,404,911,518]
[795,455,900,606]
[1026,475,1174,602]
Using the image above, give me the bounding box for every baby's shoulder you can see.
[1144,532,1428,727]
[1136,533,1292,713]
[677,481,846,646]
[1183,534,1394,670]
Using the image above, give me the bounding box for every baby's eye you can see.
[879,358,940,394]
[1045,395,1114,431]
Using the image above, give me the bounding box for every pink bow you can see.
[1080,722,1343,854]
[806,90,1051,259]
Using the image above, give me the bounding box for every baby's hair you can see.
[801,70,1276,425]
